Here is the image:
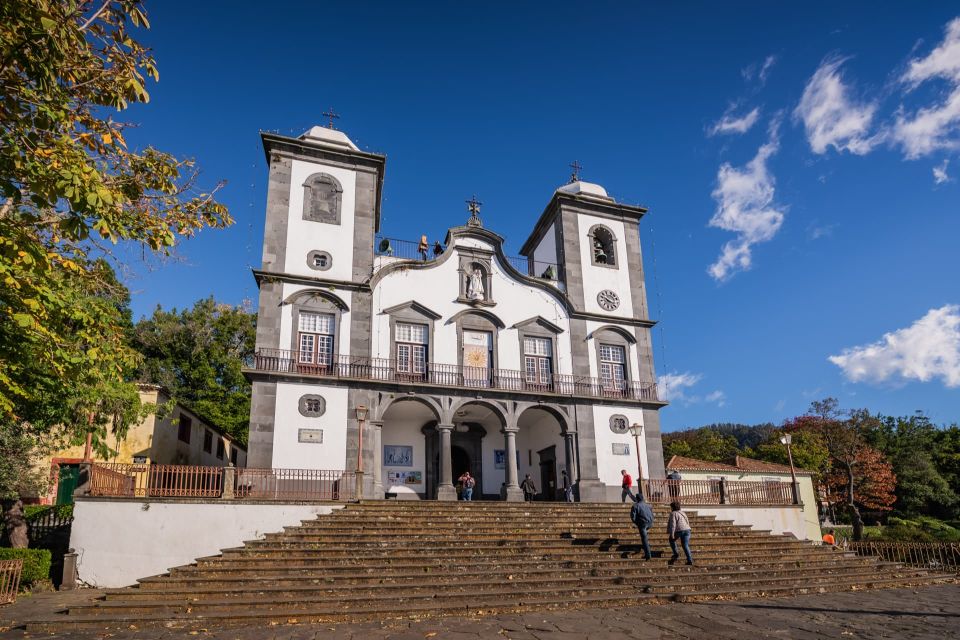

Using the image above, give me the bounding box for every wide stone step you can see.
[277,523,756,535]
[120,564,895,600]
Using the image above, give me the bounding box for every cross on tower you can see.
[466,195,483,227]
[569,160,582,183]
[322,107,340,129]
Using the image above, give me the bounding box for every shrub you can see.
[23,504,74,521]
[0,547,52,587]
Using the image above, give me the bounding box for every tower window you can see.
[307,250,332,271]
[298,311,335,367]
[589,225,617,268]
[599,343,627,392]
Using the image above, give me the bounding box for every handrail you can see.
[850,541,960,574]
[642,479,796,506]
[250,350,660,402]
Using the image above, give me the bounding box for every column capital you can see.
[437,423,455,431]
[369,420,384,428]
[501,426,519,435]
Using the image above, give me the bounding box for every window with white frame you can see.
[298,311,335,365]
[523,336,553,386]
[599,344,626,390]
[396,322,428,375]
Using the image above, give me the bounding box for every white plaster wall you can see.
[481,434,506,495]
[271,383,348,470]
[678,469,821,541]
[530,222,557,277]
[593,405,647,486]
[284,159,356,281]
[372,237,573,374]
[577,214,635,318]
[689,505,815,541]
[278,283,352,356]
[71,499,342,587]
[381,420,426,498]
[516,417,566,497]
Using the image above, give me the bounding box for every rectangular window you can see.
[396,322,428,377]
[230,448,238,465]
[298,311,335,366]
[216,439,225,460]
[523,336,553,387]
[599,344,627,393]
[177,415,192,444]
[202,430,213,453]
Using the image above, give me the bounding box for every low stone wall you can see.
[70,497,342,587]
[690,504,820,541]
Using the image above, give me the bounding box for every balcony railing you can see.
[374,235,561,281]
[250,350,660,402]
[642,479,797,506]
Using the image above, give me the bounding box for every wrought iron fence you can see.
[235,468,352,501]
[88,463,352,501]
[643,479,796,506]
[850,542,960,573]
[0,559,23,604]
[251,350,660,403]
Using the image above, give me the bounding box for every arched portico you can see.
[516,404,576,501]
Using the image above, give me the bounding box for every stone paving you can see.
[2,584,959,639]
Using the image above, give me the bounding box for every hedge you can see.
[0,547,52,587]
[24,504,74,521]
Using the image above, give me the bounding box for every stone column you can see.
[371,421,384,499]
[437,424,457,501]
[503,427,524,502]
[563,431,577,481]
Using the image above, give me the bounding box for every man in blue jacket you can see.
[630,493,655,560]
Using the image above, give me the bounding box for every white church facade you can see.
[245,125,667,502]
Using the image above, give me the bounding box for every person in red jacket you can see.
[620,469,634,502]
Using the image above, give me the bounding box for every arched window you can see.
[589,225,617,267]
[302,173,342,224]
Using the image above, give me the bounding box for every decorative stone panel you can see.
[298,394,326,417]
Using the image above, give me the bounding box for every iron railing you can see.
[88,463,353,501]
[0,559,23,604]
[235,468,352,501]
[374,236,561,280]
[643,479,796,506]
[251,350,660,403]
[850,542,960,573]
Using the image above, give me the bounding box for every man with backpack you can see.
[630,493,655,560]
[458,471,476,501]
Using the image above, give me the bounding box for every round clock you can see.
[597,289,620,311]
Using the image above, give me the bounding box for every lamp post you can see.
[355,405,368,500]
[629,423,644,499]
[779,432,800,505]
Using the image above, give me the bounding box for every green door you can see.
[56,464,80,505]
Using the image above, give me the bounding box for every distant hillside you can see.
[661,422,777,464]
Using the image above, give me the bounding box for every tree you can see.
[804,399,896,540]
[131,298,255,443]
[663,428,740,464]
[750,425,831,479]
[0,1,232,452]
[0,424,48,548]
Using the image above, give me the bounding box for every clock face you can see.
[597,289,620,311]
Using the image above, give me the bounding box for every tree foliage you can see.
[0,1,232,455]
[131,298,255,444]
[663,428,740,463]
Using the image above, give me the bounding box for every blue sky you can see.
[120,2,960,431]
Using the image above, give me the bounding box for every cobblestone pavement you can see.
[2,584,959,639]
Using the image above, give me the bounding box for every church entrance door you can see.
[451,445,470,498]
[538,445,557,501]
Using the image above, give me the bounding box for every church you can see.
[245,124,667,502]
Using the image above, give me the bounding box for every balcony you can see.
[249,350,661,403]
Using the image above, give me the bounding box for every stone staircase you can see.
[28,502,952,631]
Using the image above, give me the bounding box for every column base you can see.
[503,485,524,502]
[437,484,458,501]
[576,479,609,503]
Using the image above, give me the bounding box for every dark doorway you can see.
[56,464,80,505]
[452,445,471,495]
[538,446,557,501]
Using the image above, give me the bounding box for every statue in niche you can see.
[467,267,485,301]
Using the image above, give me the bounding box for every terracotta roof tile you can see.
[666,454,813,475]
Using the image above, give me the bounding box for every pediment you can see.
[381,300,442,320]
[512,316,564,334]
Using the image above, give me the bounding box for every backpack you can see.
[630,501,655,526]
[463,477,475,489]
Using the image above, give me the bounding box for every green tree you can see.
[0,0,231,451]
[131,298,255,443]
[750,426,831,479]
[663,428,741,464]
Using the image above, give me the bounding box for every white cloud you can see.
[794,57,879,155]
[893,18,960,158]
[742,55,777,85]
[658,372,702,402]
[709,106,760,136]
[658,372,725,406]
[707,120,785,281]
[828,304,960,388]
[934,158,951,184]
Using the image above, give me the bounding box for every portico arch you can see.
[377,396,443,500]
[516,404,576,501]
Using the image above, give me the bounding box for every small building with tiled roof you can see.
[665,454,821,541]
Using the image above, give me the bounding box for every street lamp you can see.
[630,423,644,499]
[779,432,800,505]
[355,405,368,500]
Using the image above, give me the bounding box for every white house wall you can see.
[283,159,356,281]
[271,383,348,470]
[380,420,426,498]
[577,214,634,318]
[592,405,646,486]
